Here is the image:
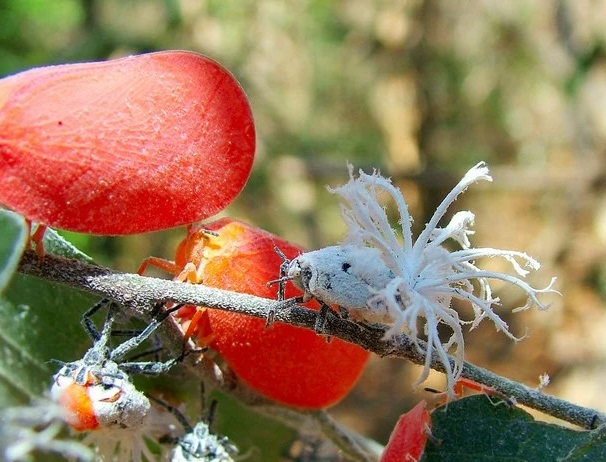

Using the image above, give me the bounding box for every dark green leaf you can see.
[0,274,97,407]
[423,395,606,461]
[0,215,96,406]
[0,210,28,296]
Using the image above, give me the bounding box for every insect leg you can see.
[30,223,48,260]
[265,296,303,328]
[119,357,181,376]
[149,394,193,436]
[80,298,114,343]
[314,302,332,333]
[110,303,184,362]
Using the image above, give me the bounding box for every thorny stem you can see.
[17,251,605,437]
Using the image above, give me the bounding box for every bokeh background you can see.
[2,0,606,455]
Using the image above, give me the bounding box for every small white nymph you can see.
[171,419,238,462]
[286,245,394,321]
[287,162,557,396]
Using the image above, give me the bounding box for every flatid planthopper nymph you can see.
[285,244,395,323]
[276,162,558,397]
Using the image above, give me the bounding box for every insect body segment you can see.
[137,225,218,284]
[143,218,370,409]
[286,245,394,323]
[171,420,237,462]
[52,367,150,432]
[152,395,237,462]
[0,51,256,236]
[51,299,183,433]
[138,224,218,345]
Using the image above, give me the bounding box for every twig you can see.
[17,250,605,431]
[257,406,377,462]
[16,250,379,461]
[312,410,381,462]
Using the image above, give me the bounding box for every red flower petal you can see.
[380,400,431,462]
[0,51,255,234]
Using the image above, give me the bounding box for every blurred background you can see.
[2,0,606,455]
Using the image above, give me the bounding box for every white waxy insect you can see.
[171,420,237,462]
[51,299,182,432]
[285,245,394,323]
[0,399,94,461]
[275,162,557,397]
[51,361,151,432]
[152,396,238,462]
[50,299,188,461]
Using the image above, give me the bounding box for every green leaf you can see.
[423,395,606,461]
[0,213,96,405]
[42,227,93,262]
[0,210,28,296]
[0,273,97,407]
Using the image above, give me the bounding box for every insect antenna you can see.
[264,245,303,327]
[266,244,293,302]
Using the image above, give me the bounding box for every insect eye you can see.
[287,260,302,278]
[299,266,313,288]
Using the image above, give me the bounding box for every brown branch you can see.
[17,250,606,431]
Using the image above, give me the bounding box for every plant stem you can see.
[17,250,605,431]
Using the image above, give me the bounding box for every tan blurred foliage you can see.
[4,0,606,445]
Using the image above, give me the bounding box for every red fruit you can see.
[0,51,255,234]
[380,400,431,462]
[169,218,370,408]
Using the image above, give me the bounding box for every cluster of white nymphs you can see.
[329,161,557,395]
